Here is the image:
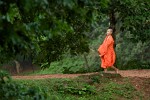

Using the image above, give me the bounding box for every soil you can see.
[12,69,150,79]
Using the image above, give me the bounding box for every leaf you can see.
[63,0,75,9]
[6,4,21,24]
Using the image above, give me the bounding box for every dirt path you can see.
[12,69,150,79]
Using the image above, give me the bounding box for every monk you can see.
[98,28,119,73]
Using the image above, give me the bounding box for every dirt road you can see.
[12,69,150,79]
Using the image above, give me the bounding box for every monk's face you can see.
[106,29,113,35]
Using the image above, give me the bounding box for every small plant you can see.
[0,70,11,83]
[41,62,49,69]
[90,75,101,83]
[58,84,96,95]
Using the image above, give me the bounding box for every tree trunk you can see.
[83,53,90,72]
[109,0,117,66]
[109,0,117,45]
[14,60,20,74]
[31,65,34,72]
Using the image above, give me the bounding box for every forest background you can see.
[0,0,149,74]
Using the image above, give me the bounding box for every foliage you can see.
[30,30,150,74]
[0,0,98,65]
[86,27,150,70]
[31,52,101,75]
[0,70,11,83]
[116,32,150,69]
[97,0,150,42]
[0,70,48,99]
[58,84,96,95]
[0,0,150,70]
[101,82,136,99]
[115,0,150,42]
[15,74,144,100]
[31,55,87,74]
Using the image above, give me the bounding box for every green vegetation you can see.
[0,0,149,99]
[2,70,149,100]
[0,0,149,71]
[14,74,144,100]
[29,54,100,75]
[27,33,149,75]
[0,70,47,100]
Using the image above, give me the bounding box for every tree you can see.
[96,0,150,68]
[0,0,149,69]
[0,0,98,67]
[104,0,150,42]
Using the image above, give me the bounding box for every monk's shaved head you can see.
[108,27,113,32]
[106,28,113,35]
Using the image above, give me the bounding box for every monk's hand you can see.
[99,55,102,57]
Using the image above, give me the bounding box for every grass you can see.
[14,73,144,100]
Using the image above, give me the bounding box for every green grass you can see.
[14,73,143,100]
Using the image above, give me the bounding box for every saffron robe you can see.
[98,35,116,69]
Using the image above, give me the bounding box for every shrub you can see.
[0,70,48,100]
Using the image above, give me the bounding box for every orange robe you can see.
[98,35,116,69]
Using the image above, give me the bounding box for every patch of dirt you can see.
[12,72,99,79]
[129,77,150,99]
[12,69,150,79]
[118,69,150,78]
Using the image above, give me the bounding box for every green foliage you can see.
[98,0,150,42]
[58,84,96,95]
[33,52,101,75]
[86,27,150,70]
[33,55,87,74]
[6,4,21,24]
[116,0,150,42]
[0,0,150,70]
[0,0,96,65]
[0,70,11,83]
[15,74,144,100]
[0,70,48,99]
[60,55,86,73]
[101,82,136,99]
[90,75,101,83]
[116,33,150,69]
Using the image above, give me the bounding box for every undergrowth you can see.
[15,73,143,100]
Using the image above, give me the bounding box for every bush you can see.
[0,70,48,100]
[116,33,150,69]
